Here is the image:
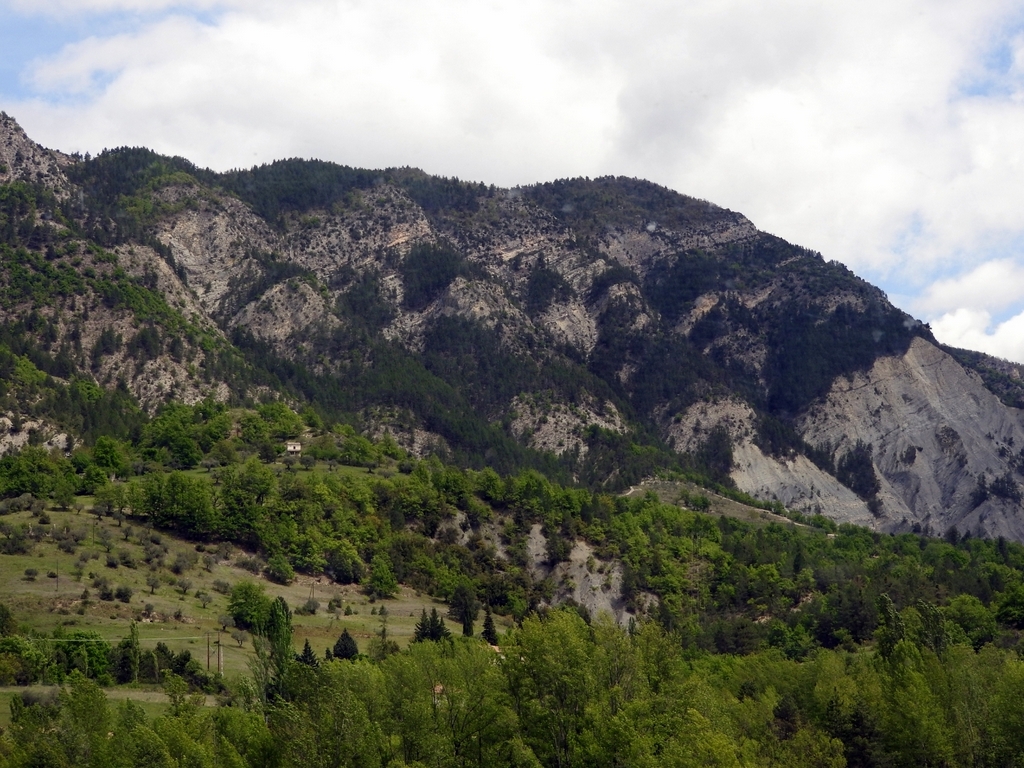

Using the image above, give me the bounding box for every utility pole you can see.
[207,632,210,671]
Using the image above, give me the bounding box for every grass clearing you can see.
[0,500,499,686]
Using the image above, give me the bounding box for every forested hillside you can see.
[8,110,1024,766]
[7,108,1024,541]
[3,413,1024,765]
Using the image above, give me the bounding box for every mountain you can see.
[4,111,1024,541]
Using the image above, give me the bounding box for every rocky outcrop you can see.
[10,111,1024,544]
[797,337,1024,539]
[662,339,1024,539]
[510,394,625,457]
[154,184,278,316]
[0,112,72,198]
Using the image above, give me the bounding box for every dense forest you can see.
[6,600,1024,766]
[6,400,1024,653]
[3,406,1024,764]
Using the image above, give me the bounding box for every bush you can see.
[296,598,319,616]
[236,556,262,574]
[115,585,133,603]
[170,551,198,575]
[265,553,295,585]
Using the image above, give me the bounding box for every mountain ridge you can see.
[4,111,1024,540]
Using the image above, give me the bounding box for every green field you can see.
[0,498,510,689]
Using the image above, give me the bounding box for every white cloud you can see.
[7,0,1024,360]
[931,307,1024,362]
[915,259,1024,316]
[12,1,625,182]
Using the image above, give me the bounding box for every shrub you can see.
[170,551,198,575]
[265,553,295,585]
[296,598,319,616]
[236,556,262,574]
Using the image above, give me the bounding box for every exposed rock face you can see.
[797,337,1024,539]
[601,215,758,279]
[525,524,637,625]
[232,279,339,348]
[510,394,625,457]
[665,398,757,453]
[0,112,72,198]
[154,184,278,316]
[697,337,1024,539]
[7,111,1024,544]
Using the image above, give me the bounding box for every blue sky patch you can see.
[956,16,1024,99]
[0,5,221,102]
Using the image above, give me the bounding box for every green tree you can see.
[0,603,16,636]
[333,628,359,660]
[504,610,596,767]
[112,622,141,684]
[266,552,295,585]
[369,612,400,662]
[945,594,997,649]
[482,606,499,646]
[448,582,480,637]
[53,473,77,511]
[228,581,272,631]
[875,594,905,660]
[997,585,1024,628]
[142,471,217,535]
[367,553,398,599]
[296,638,319,668]
[92,435,129,476]
[218,457,275,537]
[413,608,451,643]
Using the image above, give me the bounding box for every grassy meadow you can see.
[0,485,513,710]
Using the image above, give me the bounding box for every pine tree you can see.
[413,608,430,642]
[296,638,318,667]
[482,606,499,646]
[333,627,358,660]
[413,607,451,642]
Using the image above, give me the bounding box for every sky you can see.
[3,0,1024,362]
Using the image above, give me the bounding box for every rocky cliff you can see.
[4,111,1024,541]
